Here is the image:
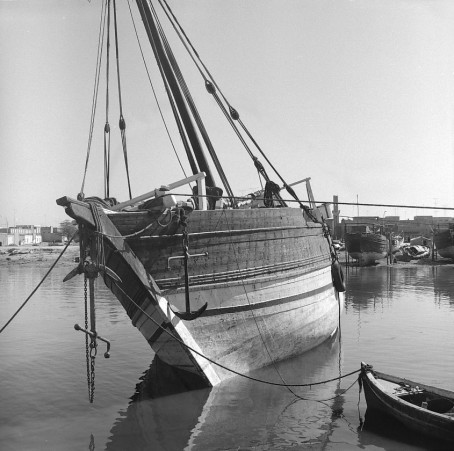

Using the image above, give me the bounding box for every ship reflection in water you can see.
[106,336,344,451]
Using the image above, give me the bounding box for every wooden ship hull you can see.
[58,0,345,390]
[434,228,454,260]
[59,196,343,386]
[345,232,388,265]
[360,362,454,443]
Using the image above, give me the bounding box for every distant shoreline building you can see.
[0,229,14,246]
[8,225,42,246]
[338,215,453,242]
[0,225,64,246]
[41,226,65,244]
[328,196,453,241]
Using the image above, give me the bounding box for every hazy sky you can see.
[1,0,454,226]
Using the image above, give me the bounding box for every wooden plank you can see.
[56,196,96,227]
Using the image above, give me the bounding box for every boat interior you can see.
[387,380,454,415]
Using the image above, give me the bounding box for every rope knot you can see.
[179,208,188,228]
[264,180,281,207]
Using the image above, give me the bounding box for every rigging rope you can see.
[159,191,454,212]
[0,236,74,335]
[138,0,200,177]
[205,81,286,207]
[126,0,189,180]
[158,0,304,210]
[80,0,108,199]
[148,1,236,203]
[112,0,132,200]
[104,0,112,198]
[158,0,268,201]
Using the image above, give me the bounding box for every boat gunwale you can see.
[367,369,454,402]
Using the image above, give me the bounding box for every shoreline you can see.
[1,246,453,268]
[0,245,79,267]
[337,250,454,268]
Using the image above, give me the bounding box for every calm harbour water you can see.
[1,262,454,450]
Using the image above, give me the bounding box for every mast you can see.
[136,0,216,188]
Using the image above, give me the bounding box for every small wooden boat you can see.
[360,362,454,443]
[394,244,430,262]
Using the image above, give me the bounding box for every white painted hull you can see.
[133,265,342,385]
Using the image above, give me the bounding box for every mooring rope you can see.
[0,236,74,335]
[91,208,174,240]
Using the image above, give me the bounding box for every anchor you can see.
[74,324,111,358]
[75,261,112,357]
[63,262,121,283]
[170,212,207,321]
[74,259,112,403]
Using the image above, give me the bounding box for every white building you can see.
[9,225,42,245]
[0,232,14,246]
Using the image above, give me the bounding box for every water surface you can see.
[1,263,454,450]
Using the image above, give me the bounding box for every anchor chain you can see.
[89,335,96,404]
[78,260,112,402]
[83,270,95,403]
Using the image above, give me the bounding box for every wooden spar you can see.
[286,177,316,209]
[110,172,207,211]
[56,196,96,227]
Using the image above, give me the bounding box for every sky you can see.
[1,0,454,227]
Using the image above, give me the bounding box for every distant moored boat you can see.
[345,225,388,266]
[434,225,454,260]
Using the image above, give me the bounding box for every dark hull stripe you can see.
[201,282,333,317]
[147,321,169,345]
